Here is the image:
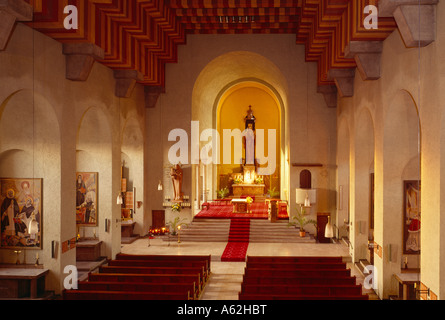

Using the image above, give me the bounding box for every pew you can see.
[239,255,368,300]
[115,254,211,277]
[78,281,197,299]
[238,293,368,300]
[242,275,357,286]
[108,259,210,281]
[246,256,344,264]
[244,268,351,278]
[246,262,347,270]
[63,289,192,300]
[62,254,212,301]
[98,265,207,288]
[240,283,363,296]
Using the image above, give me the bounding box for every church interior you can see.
[0,0,442,302]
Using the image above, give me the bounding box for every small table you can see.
[231,199,251,213]
[121,221,136,238]
[0,268,49,299]
[76,239,103,261]
[393,272,420,300]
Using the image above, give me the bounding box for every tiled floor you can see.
[119,237,374,300]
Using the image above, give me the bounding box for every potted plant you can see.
[288,206,317,237]
[167,216,188,235]
[267,187,280,199]
[217,187,229,199]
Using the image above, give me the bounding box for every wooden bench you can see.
[63,289,192,300]
[244,268,351,278]
[78,281,197,299]
[245,262,347,270]
[98,265,206,287]
[108,259,210,281]
[242,275,357,286]
[240,283,363,296]
[88,273,202,297]
[115,254,211,272]
[238,293,368,300]
[246,256,344,264]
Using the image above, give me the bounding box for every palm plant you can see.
[167,216,188,235]
[288,206,317,237]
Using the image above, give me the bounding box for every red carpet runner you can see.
[221,219,250,262]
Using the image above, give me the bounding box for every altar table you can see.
[232,199,252,213]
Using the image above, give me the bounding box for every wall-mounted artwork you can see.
[0,178,42,249]
[76,172,98,226]
[403,180,420,254]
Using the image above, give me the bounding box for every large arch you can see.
[0,89,62,291]
[191,51,289,216]
[377,89,421,298]
[121,116,145,235]
[76,106,113,256]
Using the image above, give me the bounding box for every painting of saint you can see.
[0,178,42,249]
[76,172,98,226]
[403,180,420,254]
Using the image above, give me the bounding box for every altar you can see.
[232,198,252,213]
[232,183,265,196]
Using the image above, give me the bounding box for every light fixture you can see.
[325,216,334,238]
[157,180,163,191]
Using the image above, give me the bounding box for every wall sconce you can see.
[157,180,163,191]
[137,201,143,209]
[51,240,57,259]
[387,244,398,263]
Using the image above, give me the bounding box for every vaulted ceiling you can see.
[21,0,398,91]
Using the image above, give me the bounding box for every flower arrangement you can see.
[246,196,253,204]
[171,203,182,212]
[233,176,243,184]
[254,176,263,184]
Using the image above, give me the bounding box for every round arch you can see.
[191,51,290,215]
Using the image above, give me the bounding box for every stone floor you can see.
[120,237,377,300]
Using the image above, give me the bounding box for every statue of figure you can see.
[170,164,183,202]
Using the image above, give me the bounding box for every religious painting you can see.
[403,180,420,254]
[76,172,98,226]
[0,178,42,250]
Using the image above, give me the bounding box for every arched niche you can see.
[121,116,145,235]
[216,81,282,195]
[379,89,420,298]
[191,51,289,216]
[0,89,61,289]
[76,106,112,246]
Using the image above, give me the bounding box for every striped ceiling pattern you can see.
[23,0,396,87]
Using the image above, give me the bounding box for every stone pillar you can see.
[0,0,33,51]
